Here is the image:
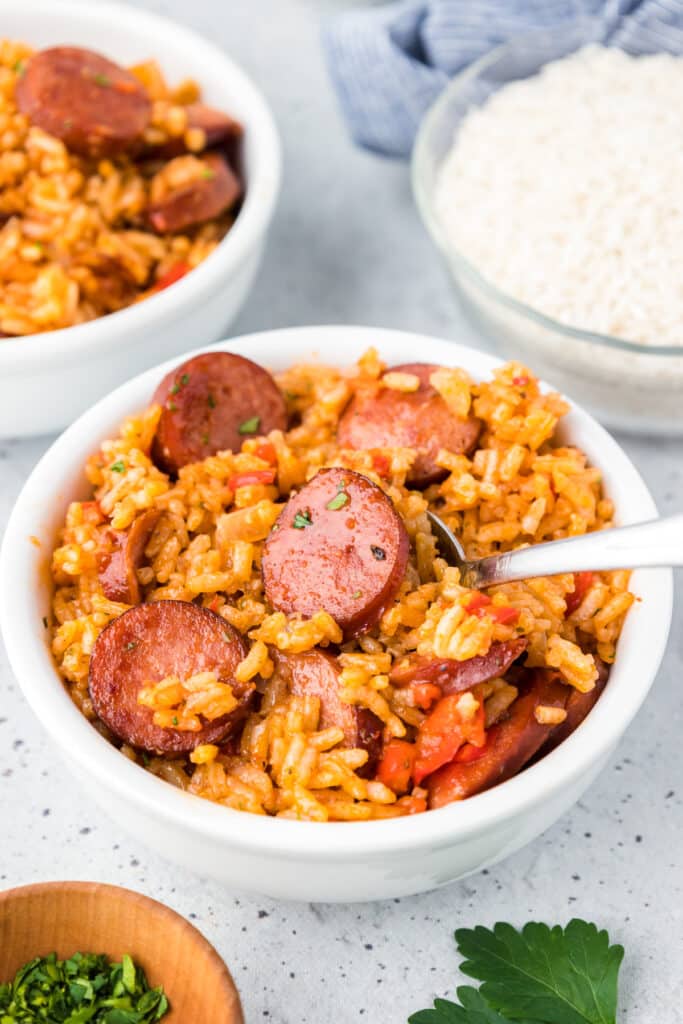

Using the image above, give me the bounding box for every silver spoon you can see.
[427,510,683,589]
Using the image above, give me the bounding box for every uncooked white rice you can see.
[434,45,683,349]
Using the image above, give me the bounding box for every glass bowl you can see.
[412,22,683,436]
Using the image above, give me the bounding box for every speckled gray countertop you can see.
[1,1,682,1020]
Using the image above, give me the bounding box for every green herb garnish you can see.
[293,510,312,529]
[238,415,261,435]
[13,59,25,74]
[167,400,177,412]
[110,460,126,473]
[125,641,137,652]
[201,432,209,445]
[0,951,170,1022]
[180,373,189,386]
[352,590,362,599]
[409,919,623,1024]
[170,382,180,395]
[201,167,215,180]
[93,72,111,87]
[172,716,179,726]
[207,393,216,409]
[325,491,349,511]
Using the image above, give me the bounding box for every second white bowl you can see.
[0,0,281,437]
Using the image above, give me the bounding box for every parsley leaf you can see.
[410,987,520,1024]
[238,415,260,435]
[456,920,623,1024]
[326,491,349,511]
[110,460,126,473]
[293,510,312,529]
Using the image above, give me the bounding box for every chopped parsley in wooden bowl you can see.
[0,882,243,1023]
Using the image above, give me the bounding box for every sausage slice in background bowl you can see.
[0,326,672,902]
[0,0,281,437]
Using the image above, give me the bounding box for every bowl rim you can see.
[0,0,282,371]
[0,325,673,859]
[411,33,683,359]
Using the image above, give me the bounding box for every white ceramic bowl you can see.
[0,0,281,438]
[0,326,673,902]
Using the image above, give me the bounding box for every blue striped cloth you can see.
[323,0,683,156]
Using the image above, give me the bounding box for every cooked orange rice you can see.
[50,350,634,821]
[0,39,233,335]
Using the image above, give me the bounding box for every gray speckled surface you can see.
[1,1,682,1021]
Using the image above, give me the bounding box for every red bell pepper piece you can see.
[377,740,416,794]
[490,605,520,626]
[413,694,486,784]
[371,453,391,478]
[409,681,442,710]
[565,571,594,616]
[228,469,276,490]
[466,593,491,616]
[254,442,277,465]
[466,592,519,626]
[396,795,427,815]
[151,261,191,292]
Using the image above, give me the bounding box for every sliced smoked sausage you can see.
[151,352,287,474]
[274,649,383,775]
[262,468,409,638]
[390,639,527,693]
[88,600,252,754]
[156,103,243,157]
[427,669,568,808]
[337,363,481,488]
[543,658,609,752]
[147,152,241,234]
[98,509,160,605]
[16,47,152,157]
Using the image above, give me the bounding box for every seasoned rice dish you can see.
[0,39,243,336]
[50,349,634,821]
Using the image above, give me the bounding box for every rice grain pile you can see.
[0,39,232,335]
[434,45,683,348]
[50,351,634,821]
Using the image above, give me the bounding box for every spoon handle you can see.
[463,513,683,588]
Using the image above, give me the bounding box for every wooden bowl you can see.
[0,881,243,1023]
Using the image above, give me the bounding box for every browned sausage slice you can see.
[98,509,160,605]
[390,639,527,693]
[147,152,241,234]
[543,658,609,752]
[88,600,252,754]
[337,363,481,488]
[15,47,152,157]
[274,649,383,775]
[262,468,409,638]
[152,104,243,159]
[186,103,242,145]
[427,669,568,808]
[151,352,287,474]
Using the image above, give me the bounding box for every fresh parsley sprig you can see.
[409,919,624,1024]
